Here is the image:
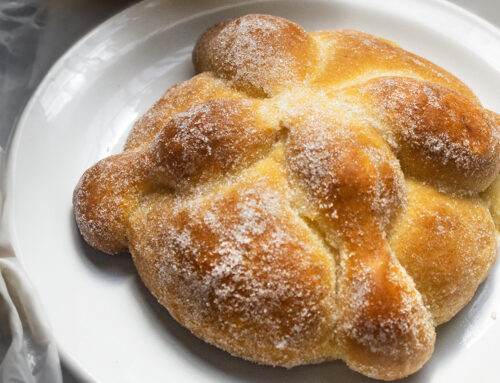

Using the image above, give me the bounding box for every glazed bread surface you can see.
[73,15,500,381]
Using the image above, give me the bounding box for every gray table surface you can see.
[0,0,498,382]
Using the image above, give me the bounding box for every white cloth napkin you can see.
[0,147,62,383]
[0,0,64,379]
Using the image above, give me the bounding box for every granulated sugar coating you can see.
[193,14,317,97]
[73,14,500,381]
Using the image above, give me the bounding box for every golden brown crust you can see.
[349,77,500,192]
[391,180,498,325]
[483,111,500,226]
[125,73,242,151]
[145,98,280,191]
[284,107,406,235]
[338,250,435,380]
[73,152,149,254]
[311,30,476,99]
[284,109,435,379]
[130,148,337,367]
[193,14,318,97]
[73,14,500,381]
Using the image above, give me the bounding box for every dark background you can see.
[0,0,138,150]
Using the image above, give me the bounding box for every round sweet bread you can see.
[73,15,500,380]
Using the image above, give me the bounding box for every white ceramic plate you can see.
[5,0,500,382]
